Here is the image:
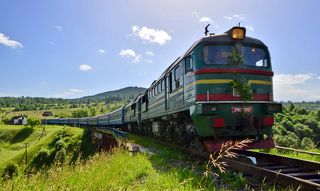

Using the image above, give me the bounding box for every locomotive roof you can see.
[148,32,267,90]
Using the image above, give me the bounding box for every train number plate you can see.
[232,106,253,113]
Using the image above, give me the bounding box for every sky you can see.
[1,0,320,101]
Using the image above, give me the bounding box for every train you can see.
[44,26,282,152]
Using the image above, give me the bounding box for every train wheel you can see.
[188,128,204,151]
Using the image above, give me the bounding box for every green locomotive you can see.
[45,26,282,152]
[123,26,282,151]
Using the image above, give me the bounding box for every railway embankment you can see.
[0,125,96,179]
[1,128,269,190]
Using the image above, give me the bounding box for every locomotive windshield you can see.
[203,45,269,67]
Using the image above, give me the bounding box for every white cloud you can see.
[273,73,320,101]
[53,88,85,98]
[132,55,141,64]
[146,51,155,56]
[69,89,84,93]
[233,14,245,20]
[55,25,63,32]
[132,26,171,45]
[119,49,141,64]
[274,73,315,85]
[119,49,136,57]
[245,25,254,31]
[199,16,213,23]
[192,11,199,18]
[223,14,245,20]
[97,49,106,54]
[79,64,92,71]
[147,59,153,64]
[0,33,23,48]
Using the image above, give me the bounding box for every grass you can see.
[1,126,288,190]
[257,148,320,162]
[0,124,84,172]
[2,149,215,190]
[0,132,248,190]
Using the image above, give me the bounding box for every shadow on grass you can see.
[10,127,34,144]
[70,128,97,163]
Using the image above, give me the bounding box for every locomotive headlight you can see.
[231,27,246,40]
[266,103,282,114]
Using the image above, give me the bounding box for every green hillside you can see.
[77,86,146,102]
[0,124,95,175]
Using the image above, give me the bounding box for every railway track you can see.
[150,138,320,190]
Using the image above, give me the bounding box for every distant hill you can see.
[77,86,147,102]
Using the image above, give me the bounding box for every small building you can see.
[12,115,28,125]
[42,111,53,117]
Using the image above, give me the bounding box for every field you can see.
[1,132,269,191]
[0,124,85,172]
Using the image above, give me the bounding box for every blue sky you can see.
[1,0,320,101]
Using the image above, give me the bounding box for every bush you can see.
[294,123,313,139]
[54,147,67,165]
[2,162,19,179]
[294,107,308,115]
[32,149,51,169]
[55,140,67,151]
[275,132,299,148]
[281,120,295,132]
[301,137,315,150]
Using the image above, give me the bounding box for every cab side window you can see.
[185,56,194,72]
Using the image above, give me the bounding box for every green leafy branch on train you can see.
[230,77,252,102]
[227,48,243,65]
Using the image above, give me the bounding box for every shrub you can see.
[54,147,67,165]
[275,132,299,148]
[55,140,67,151]
[281,120,295,132]
[2,162,19,179]
[32,149,51,169]
[301,137,315,150]
[294,123,313,139]
[294,108,308,115]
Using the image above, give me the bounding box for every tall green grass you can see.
[1,149,223,190]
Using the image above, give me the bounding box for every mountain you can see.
[77,86,147,102]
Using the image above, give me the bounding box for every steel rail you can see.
[148,138,320,190]
[275,146,320,157]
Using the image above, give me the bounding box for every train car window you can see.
[131,103,136,116]
[169,73,173,93]
[157,83,160,93]
[142,95,145,103]
[161,79,164,91]
[185,56,194,72]
[174,65,183,88]
[154,87,156,96]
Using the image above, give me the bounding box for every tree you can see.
[27,117,41,129]
[289,102,295,111]
[89,108,96,116]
